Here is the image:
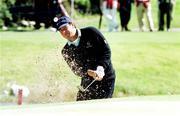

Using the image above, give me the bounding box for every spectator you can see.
[101,0,119,32]
[158,0,176,31]
[135,0,154,31]
[118,0,134,31]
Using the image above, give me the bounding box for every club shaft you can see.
[84,79,96,91]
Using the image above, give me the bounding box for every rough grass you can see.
[107,32,180,97]
[0,31,79,103]
[0,31,180,103]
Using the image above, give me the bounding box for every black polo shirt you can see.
[61,27,115,80]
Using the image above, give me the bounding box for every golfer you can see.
[55,16,116,101]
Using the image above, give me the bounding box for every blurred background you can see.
[0,0,102,30]
[0,0,179,31]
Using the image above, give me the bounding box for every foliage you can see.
[0,0,15,26]
[74,0,91,14]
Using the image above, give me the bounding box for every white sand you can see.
[1,97,180,116]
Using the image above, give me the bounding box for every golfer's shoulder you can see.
[61,44,69,54]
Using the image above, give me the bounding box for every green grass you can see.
[1,31,180,103]
[106,32,180,96]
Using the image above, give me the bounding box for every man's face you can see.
[59,23,76,41]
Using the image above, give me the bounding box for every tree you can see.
[73,0,90,14]
[0,0,15,27]
[89,0,101,14]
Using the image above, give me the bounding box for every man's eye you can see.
[60,28,65,32]
[61,27,68,31]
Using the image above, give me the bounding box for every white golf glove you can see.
[95,66,105,78]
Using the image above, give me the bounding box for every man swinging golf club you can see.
[55,16,116,101]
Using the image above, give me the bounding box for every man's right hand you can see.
[87,69,103,81]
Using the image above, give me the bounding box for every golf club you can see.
[78,79,96,92]
[78,69,97,92]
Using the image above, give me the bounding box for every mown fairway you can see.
[0,31,180,103]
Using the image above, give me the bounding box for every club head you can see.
[77,79,96,92]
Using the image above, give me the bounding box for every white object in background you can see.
[11,84,30,97]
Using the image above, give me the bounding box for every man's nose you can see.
[62,29,67,34]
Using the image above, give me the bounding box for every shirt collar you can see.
[67,29,81,47]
